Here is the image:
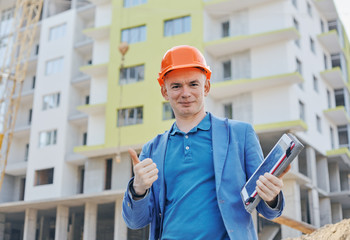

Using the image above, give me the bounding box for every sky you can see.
[334,0,350,37]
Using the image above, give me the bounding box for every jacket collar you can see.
[210,113,229,190]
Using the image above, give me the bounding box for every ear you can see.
[161,84,169,101]
[204,78,211,97]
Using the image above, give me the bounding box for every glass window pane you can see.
[173,18,182,35]
[140,26,146,42]
[183,16,191,33]
[164,20,172,36]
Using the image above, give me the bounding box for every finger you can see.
[128,148,140,166]
[256,175,281,199]
[144,168,159,179]
[263,173,283,188]
[142,162,158,174]
[279,164,291,179]
[256,182,275,202]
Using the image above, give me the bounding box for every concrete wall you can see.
[84,158,105,194]
[112,152,132,190]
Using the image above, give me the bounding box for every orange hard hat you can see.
[157,45,211,86]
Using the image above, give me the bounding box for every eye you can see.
[171,85,180,89]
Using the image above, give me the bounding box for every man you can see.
[122,45,289,239]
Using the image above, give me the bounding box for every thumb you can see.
[128,148,140,166]
[279,164,291,179]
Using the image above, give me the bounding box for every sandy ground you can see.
[285,218,350,240]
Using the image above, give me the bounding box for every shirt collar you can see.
[170,113,211,135]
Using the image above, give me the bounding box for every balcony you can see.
[71,73,91,90]
[313,0,337,20]
[254,119,308,134]
[5,161,27,176]
[209,72,303,100]
[327,148,350,171]
[75,37,93,56]
[324,106,350,125]
[317,30,343,54]
[88,0,110,5]
[83,25,110,41]
[204,0,278,17]
[77,102,106,115]
[13,125,30,139]
[320,67,347,89]
[68,112,88,126]
[205,27,299,58]
[79,62,108,78]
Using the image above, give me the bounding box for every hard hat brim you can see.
[157,64,211,86]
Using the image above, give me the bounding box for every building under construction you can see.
[0,0,349,239]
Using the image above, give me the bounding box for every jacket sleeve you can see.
[244,124,284,219]
[122,142,156,229]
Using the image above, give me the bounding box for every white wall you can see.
[25,10,77,201]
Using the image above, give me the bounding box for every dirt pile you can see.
[285,218,350,240]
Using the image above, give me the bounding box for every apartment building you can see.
[0,0,349,239]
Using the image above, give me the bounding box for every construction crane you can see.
[0,0,43,192]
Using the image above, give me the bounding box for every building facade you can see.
[0,0,349,239]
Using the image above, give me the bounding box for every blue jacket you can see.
[122,114,284,240]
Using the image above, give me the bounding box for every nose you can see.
[181,85,191,98]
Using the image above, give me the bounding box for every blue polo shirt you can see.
[162,114,229,240]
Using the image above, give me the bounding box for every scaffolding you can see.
[0,0,43,192]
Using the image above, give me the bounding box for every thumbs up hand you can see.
[128,148,159,196]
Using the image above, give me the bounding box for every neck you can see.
[175,111,207,133]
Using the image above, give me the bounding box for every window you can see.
[164,16,191,37]
[296,58,302,75]
[316,115,322,133]
[83,132,87,145]
[35,168,54,186]
[35,44,39,55]
[307,2,312,17]
[222,21,230,38]
[45,57,64,75]
[0,8,14,36]
[25,143,29,161]
[324,53,328,70]
[123,0,147,8]
[163,102,175,120]
[39,130,57,147]
[293,18,300,47]
[19,178,25,200]
[224,103,233,119]
[105,159,112,190]
[299,100,305,121]
[49,23,66,41]
[327,89,331,108]
[320,19,325,33]
[78,166,84,194]
[328,20,338,32]
[331,53,341,69]
[85,95,90,105]
[32,75,36,89]
[310,37,315,53]
[223,60,231,80]
[338,125,349,148]
[292,0,297,8]
[330,127,335,149]
[313,75,318,92]
[335,89,345,106]
[117,106,143,126]
[120,64,144,85]
[28,109,32,124]
[121,25,146,44]
[43,92,60,110]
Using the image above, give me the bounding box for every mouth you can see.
[179,101,193,106]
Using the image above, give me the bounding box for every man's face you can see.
[161,67,210,119]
